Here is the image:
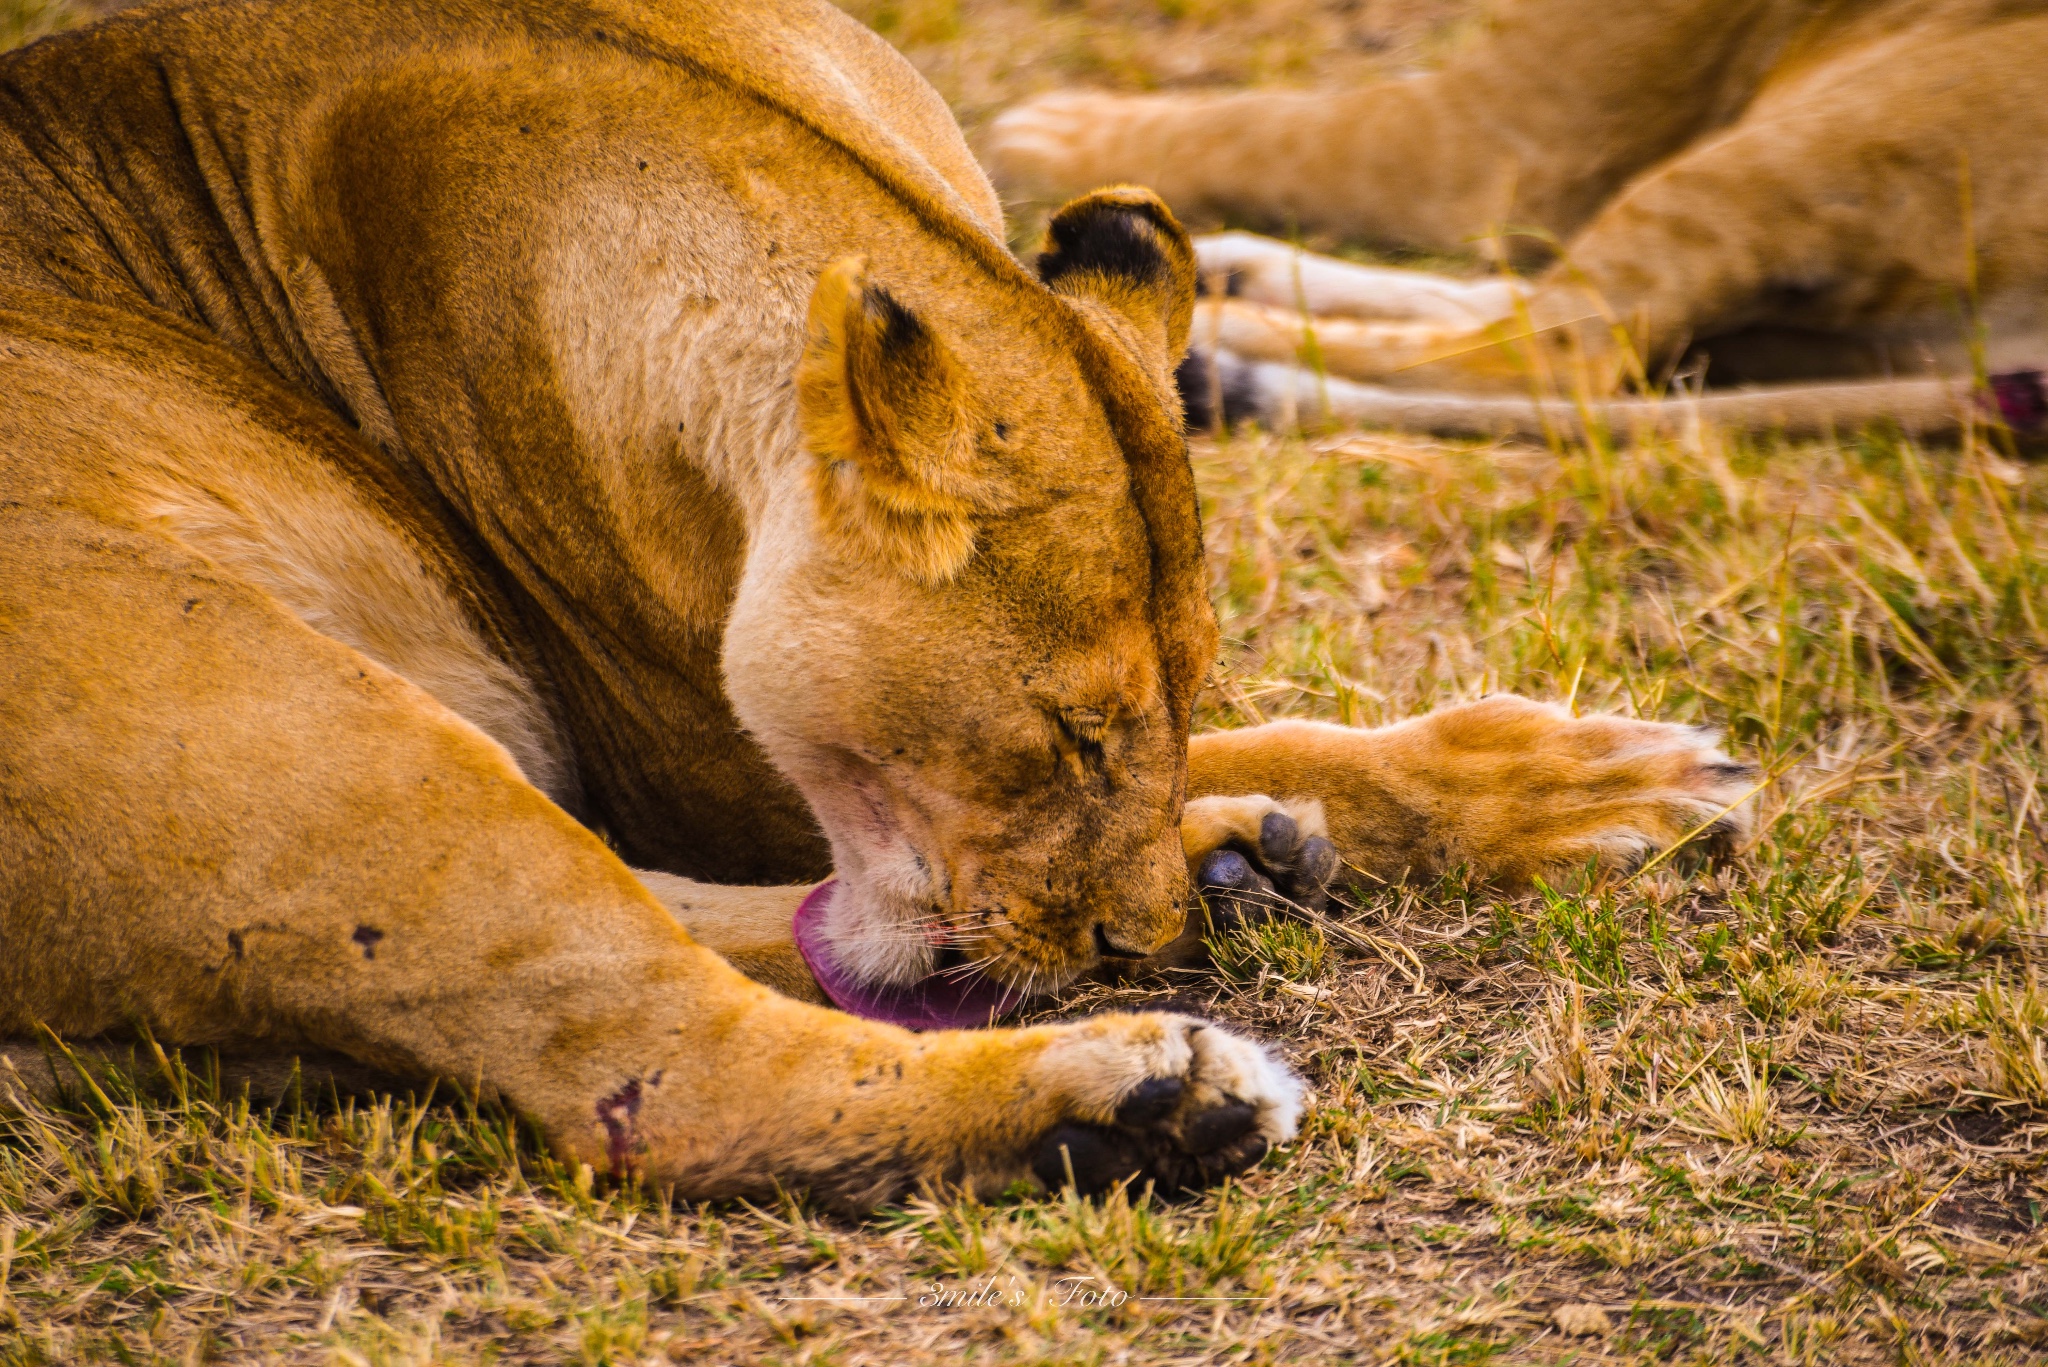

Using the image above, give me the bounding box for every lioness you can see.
[985,0,2048,437]
[0,0,1753,1205]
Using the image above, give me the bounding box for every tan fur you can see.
[631,874,824,1004]
[134,460,574,801]
[985,0,2048,430]
[3,0,1745,1203]
[1189,699,1756,887]
[797,256,990,584]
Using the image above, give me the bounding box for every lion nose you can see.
[1092,923,1152,960]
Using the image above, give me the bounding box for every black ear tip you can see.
[860,284,926,347]
[1037,194,1180,289]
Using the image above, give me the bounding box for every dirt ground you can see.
[7,2,2048,1364]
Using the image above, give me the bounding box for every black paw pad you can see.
[1198,848,1282,932]
[1181,1098,1257,1155]
[1033,1122,1142,1197]
[1295,837,1339,898]
[1199,848,1261,892]
[1032,1118,1271,1199]
[1195,1131,1268,1183]
[1200,814,1341,924]
[1116,1075,1185,1127]
[1701,815,1747,854]
[1258,811,1300,865]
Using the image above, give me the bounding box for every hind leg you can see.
[1532,20,2048,379]
[1187,21,2048,426]
[1176,237,1554,422]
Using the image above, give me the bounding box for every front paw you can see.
[1183,795,1341,927]
[1327,695,1758,886]
[1029,1014,1301,1197]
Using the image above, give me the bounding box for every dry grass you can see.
[835,0,1475,134]
[0,0,80,48]
[9,0,2048,1363]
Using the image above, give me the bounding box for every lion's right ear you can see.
[797,258,983,584]
[1036,187,1198,374]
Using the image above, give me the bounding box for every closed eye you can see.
[1052,705,1110,781]
[1057,705,1108,746]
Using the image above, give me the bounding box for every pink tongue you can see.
[792,880,1026,1031]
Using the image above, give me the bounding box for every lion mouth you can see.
[793,880,1030,1030]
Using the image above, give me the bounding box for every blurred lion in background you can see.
[985,0,2048,439]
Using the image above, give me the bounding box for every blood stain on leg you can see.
[596,1078,644,1177]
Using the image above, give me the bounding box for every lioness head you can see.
[723,188,1216,997]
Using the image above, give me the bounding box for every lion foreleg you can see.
[1186,698,1757,890]
[631,872,823,1003]
[596,997,1300,1206]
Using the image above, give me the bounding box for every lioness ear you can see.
[1036,186,1198,371]
[797,257,982,584]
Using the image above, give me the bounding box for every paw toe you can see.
[1193,802,1337,921]
[1199,848,1264,893]
[1288,835,1340,910]
[1198,1131,1269,1182]
[1115,1074,1186,1127]
[1297,834,1339,879]
[1034,1019,1301,1199]
[1257,810,1301,866]
[1180,1097,1258,1154]
[1696,806,1753,853]
[1199,849,1281,929]
[1032,1122,1139,1196]
[1700,757,1762,787]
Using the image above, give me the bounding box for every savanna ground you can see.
[8,0,2048,1363]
